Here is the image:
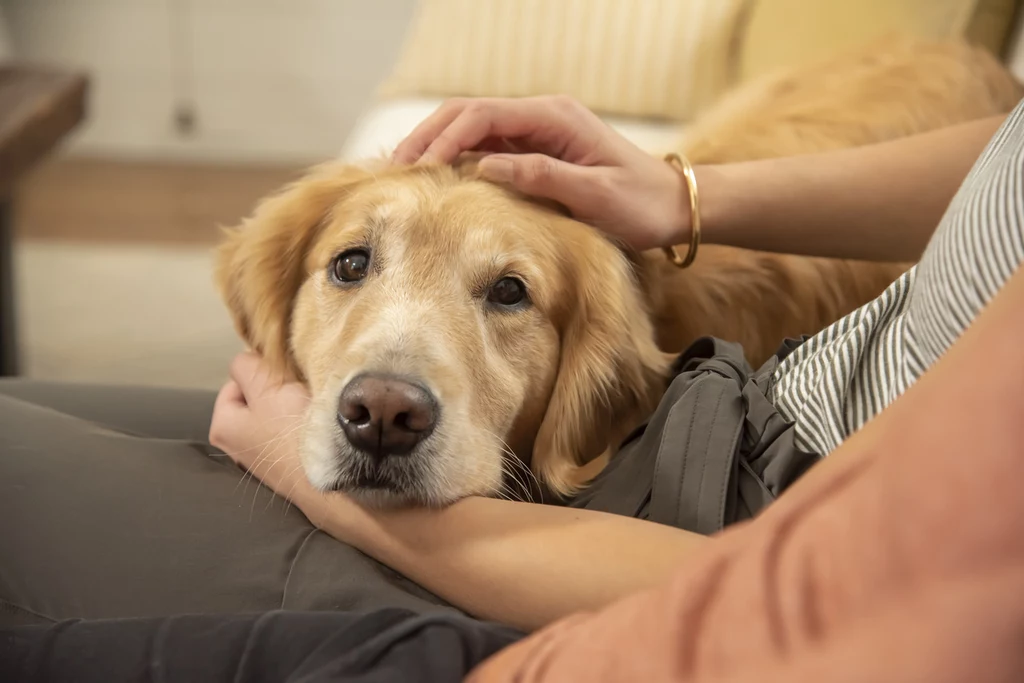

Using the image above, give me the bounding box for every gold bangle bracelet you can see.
[661,152,701,269]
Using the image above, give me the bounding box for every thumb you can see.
[477,153,605,210]
[228,350,273,399]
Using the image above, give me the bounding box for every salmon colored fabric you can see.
[469,271,1024,682]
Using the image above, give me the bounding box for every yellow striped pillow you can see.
[739,0,1020,83]
[379,0,751,121]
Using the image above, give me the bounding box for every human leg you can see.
[0,609,521,683]
[0,383,457,627]
[0,380,216,441]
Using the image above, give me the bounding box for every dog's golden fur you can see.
[216,38,1022,504]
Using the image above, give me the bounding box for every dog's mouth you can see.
[323,471,422,507]
[349,469,397,490]
[316,428,438,505]
[325,455,414,491]
[346,461,425,497]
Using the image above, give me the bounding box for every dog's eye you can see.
[331,249,370,283]
[487,277,527,307]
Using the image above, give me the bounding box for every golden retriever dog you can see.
[215,38,1022,506]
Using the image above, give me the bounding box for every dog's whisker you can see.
[478,427,537,503]
[246,449,300,519]
[503,453,538,494]
[275,463,311,516]
[457,464,521,504]
[234,423,307,502]
[247,452,301,513]
[500,461,530,502]
[508,461,541,503]
[231,429,298,493]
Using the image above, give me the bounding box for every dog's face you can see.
[216,161,669,506]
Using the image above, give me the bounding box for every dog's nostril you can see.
[350,405,371,425]
[397,406,434,433]
[339,400,372,425]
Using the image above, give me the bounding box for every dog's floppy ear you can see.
[214,161,372,378]
[532,238,674,497]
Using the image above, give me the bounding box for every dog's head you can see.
[216,160,671,506]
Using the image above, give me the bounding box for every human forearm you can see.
[686,114,1005,262]
[303,494,709,632]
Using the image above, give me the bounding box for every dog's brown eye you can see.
[487,277,527,307]
[331,249,370,283]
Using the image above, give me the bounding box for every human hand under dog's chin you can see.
[210,351,311,497]
[210,351,349,527]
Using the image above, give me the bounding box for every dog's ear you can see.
[214,161,372,378]
[531,236,673,497]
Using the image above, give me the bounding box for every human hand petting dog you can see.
[391,95,695,252]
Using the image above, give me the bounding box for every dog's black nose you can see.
[338,373,437,458]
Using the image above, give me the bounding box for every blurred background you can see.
[2,0,417,389]
[1,0,1023,390]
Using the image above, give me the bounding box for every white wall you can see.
[3,0,418,164]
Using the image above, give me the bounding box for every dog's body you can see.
[647,37,1023,365]
[216,38,1023,506]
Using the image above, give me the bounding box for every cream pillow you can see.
[739,0,1019,83]
[380,0,751,121]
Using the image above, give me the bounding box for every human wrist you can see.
[291,486,376,542]
[291,486,335,529]
[680,163,730,250]
[651,157,693,249]
[314,495,445,561]
[652,156,724,254]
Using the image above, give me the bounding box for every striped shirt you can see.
[770,99,1024,456]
